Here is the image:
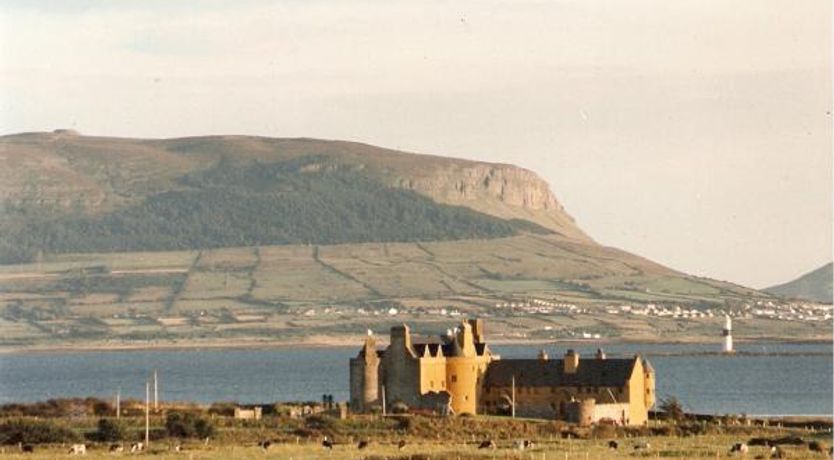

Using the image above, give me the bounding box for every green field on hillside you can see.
[0,234,814,349]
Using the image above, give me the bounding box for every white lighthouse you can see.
[722,315,734,353]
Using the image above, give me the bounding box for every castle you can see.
[349,319,655,425]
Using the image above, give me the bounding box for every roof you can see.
[641,357,655,375]
[410,336,489,358]
[483,358,637,388]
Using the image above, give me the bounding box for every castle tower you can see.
[349,335,380,412]
[722,315,734,353]
[445,321,480,414]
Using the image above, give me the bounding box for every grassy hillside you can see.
[0,131,807,348]
[0,132,589,259]
[0,158,549,262]
[0,235,802,349]
[765,263,833,304]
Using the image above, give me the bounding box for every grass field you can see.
[0,235,826,350]
[1,432,830,459]
[1,400,831,460]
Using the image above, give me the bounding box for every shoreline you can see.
[1,336,830,355]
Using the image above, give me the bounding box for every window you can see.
[451,375,457,383]
[430,380,434,389]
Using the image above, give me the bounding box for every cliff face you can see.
[391,163,589,241]
[0,132,591,243]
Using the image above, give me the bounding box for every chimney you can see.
[468,318,485,344]
[362,336,379,364]
[456,321,475,357]
[595,348,606,360]
[564,349,580,374]
[538,349,549,361]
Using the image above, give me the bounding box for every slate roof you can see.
[482,358,638,388]
[411,338,488,357]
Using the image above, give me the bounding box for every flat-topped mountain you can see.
[765,263,833,304]
[0,131,588,262]
[2,131,816,349]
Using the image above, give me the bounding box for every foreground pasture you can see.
[0,434,830,460]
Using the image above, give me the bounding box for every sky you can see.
[1,0,831,289]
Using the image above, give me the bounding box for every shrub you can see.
[591,423,618,439]
[94,418,126,442]
[390,401,409,414]
[659,396,685,422]
[208,402,236,417]
[0,398,113,418]
[305,414,337,431]
[165,412,214,439]
[0,419,81,445]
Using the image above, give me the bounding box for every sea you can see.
[0,341,831,416]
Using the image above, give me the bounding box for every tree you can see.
[95,418,125,442]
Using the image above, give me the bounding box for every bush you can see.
[591,423,618,439]
[0,398,113,418]
[390,401,409,414]
[94,418,126,442]
[0,419,81,445]
[208,402,236,417]
[304,414,338,431]
[165,412,214,439]
[659,396,685,422]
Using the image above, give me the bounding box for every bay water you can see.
[0,342,830,416]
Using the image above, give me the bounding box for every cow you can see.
[478,440,496,449]
[808,441,825,454]
[68,444,87,455]
[634,441,651,450]
[258,440,273,451]
[108,444,124,453]
[20,444,34,453]
[397,440,407,450]
[730,443,749,455]
[322,437,334,450]
[514,440,535,450]
[357,440,369,449]
[130,442,144,453]
[608,440,619,450]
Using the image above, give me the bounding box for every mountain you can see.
[0,131,587,262]
[765,263,833,304]
[0,131,799,348]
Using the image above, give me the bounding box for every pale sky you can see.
[1,0,831,289]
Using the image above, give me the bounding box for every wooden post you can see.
[145,380,150,447]
[115,389,121,419]
[511,375,516,418]
[153,369,159,411]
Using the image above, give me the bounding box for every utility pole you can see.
[115,388,121,419]
[381,385,386,416]
[511,375,516,418]
[153,369,159,411]
[145,380,150,447]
